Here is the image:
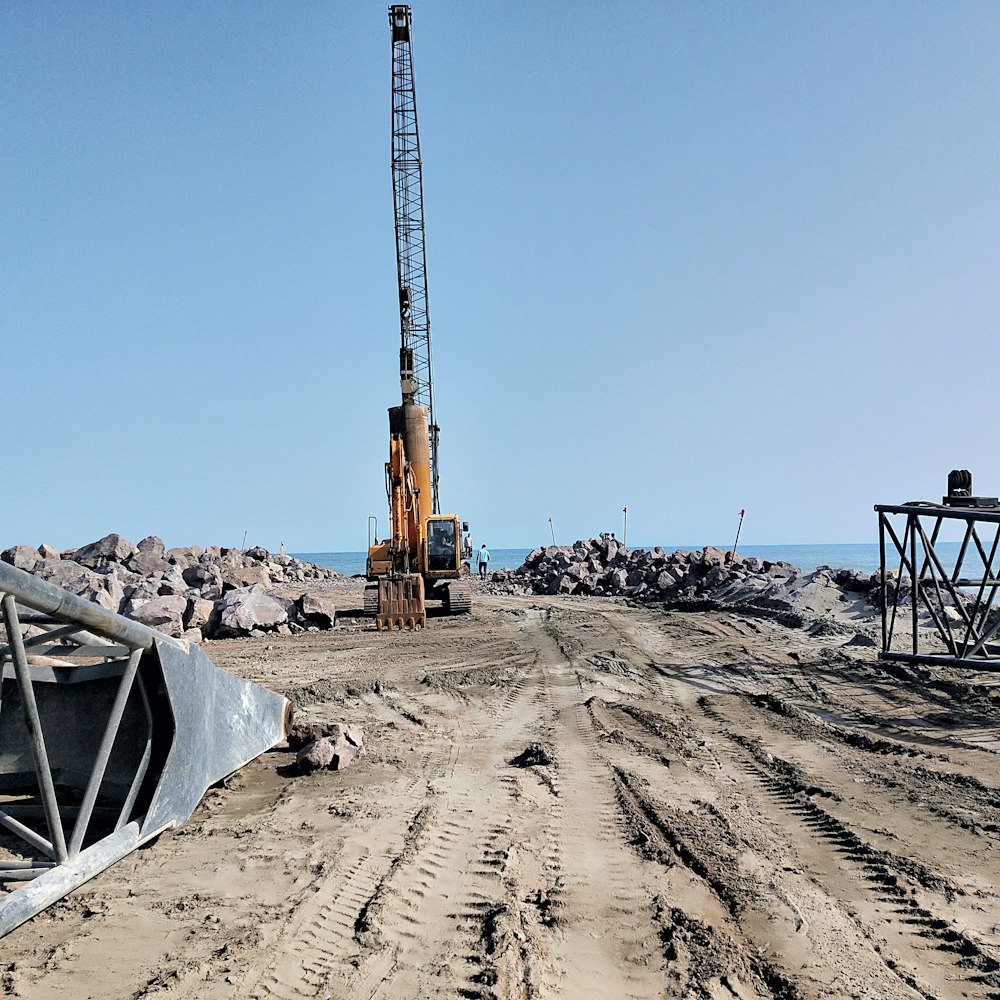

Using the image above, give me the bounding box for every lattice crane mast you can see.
[390,3,440,515]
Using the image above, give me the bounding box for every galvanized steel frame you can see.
[876,503,1000,670]
[0,561,290,937]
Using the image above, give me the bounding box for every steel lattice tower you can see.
[390,5,440,515]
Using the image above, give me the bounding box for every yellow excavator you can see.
[364,394,471,628]
[364,6,472,629]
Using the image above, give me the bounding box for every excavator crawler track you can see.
[363,583,380,616]
[444,580,473,615]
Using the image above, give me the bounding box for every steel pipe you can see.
[0,870,50,882]
[0,822,143,938]
[69,648,143,855]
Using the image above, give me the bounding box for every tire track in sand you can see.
[335,643,547,999]
[237,719,468,999]
[529,614,665,999]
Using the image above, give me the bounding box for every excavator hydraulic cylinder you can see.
[388,400,432,561]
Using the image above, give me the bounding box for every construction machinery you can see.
[364,5,472,629]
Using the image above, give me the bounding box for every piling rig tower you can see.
[365,5,471,628]
[390,3,439,514]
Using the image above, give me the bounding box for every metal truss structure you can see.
[0,561,290,937]
[390,4,440,514]
[876,502,1000,670]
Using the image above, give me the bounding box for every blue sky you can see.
[3,2,998,552]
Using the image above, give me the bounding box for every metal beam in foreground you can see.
[876,478,1000,670]
[0,561,291,938]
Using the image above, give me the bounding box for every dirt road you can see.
[4,590,1000,999]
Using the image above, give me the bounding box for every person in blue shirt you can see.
[476,544,490,579]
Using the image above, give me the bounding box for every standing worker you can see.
[476,543,490,579]
[462,528,473,560]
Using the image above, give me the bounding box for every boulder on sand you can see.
[294,723,365,773]
[297,737,335,771]
[298,593,338,629]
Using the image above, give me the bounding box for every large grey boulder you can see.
[122,578,158,608]
[221,564,271,590]
[158,566,188,597]
[702,546,727,568]
[835,568,875,592]
[1,546,41,571]
[523,547,544,569]
[298,593,337,629]
[182,562,223,590]
[36,559,100,593]
[68,533,138,568]
[297,737,335,771]
[126,549,171,577]
[213,585,287,638]
[100,573,126,613]
[137,535,165,556]
[165,546,204,569]
[128,595,188,637]
[545,573,580,594]
[33,559,124,613]
[294,723,365,774]
[550,550,573,572]
[184,597,216,631]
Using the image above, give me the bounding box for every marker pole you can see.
[732,509,746,562]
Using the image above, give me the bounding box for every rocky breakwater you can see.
[488,538,881,621]
[1,534,341,642]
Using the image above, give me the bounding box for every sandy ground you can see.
[3,583,1000,1000]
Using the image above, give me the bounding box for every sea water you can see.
[294,541,977,577]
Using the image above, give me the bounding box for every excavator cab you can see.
[424,515,459,574]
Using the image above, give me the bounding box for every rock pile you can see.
[1,534,340,642]
[488,538,881,611]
